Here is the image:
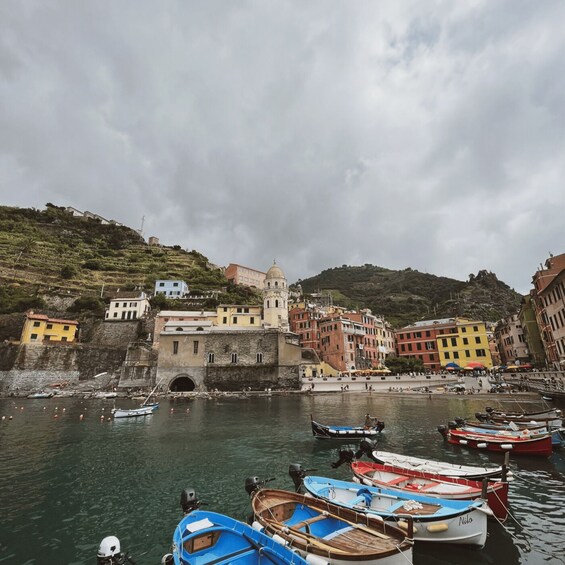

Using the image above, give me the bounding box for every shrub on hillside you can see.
[68,296,105,316]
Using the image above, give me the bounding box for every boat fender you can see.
[306,554,330,565]
[459,439,468,445]
[354,488,373,507]
[251,521,264,532]
[397,520,418,533]
[500,444,513,450]
[427,523,449,533]
[272,534,288,547]
[477,443,487,449]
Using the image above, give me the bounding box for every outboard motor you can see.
[288,463,316,492]
[448,420,459,430]
[244,476,275,496]
[454,417,465,426]
[485,406,493,413]
[97,536,136,565]
[374,420,385,433]
[330,449,356,469]
[357,438,379,461]
[437,424,448,438]
[180,488,201,514]
[475,412,488,421]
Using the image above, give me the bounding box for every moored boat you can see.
[170,509,311,565]
[112,406,154,419]
[27,391,53,399]
[311,414,384,439]
[302,476,490,547]
[250,487,413,565]
[438,425,553,456]
[350,460,509,521]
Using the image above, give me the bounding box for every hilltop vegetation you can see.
[0,204,261,314]
[297,264,523,328]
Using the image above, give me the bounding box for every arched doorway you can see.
[170,375,196,392]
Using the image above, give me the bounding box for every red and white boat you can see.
[438,425,553,457]
[350,460,509,521]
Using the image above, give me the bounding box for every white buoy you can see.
[80,414,84,420]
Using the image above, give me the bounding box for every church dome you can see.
[266,263,285,279]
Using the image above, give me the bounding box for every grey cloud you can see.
[1,1,564,295]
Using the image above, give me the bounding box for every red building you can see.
[395,318,457,372]
[289,306,323,351]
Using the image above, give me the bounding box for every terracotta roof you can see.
[26,313,78,325]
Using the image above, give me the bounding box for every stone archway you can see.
[169,374,196,392]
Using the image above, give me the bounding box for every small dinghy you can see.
[303,476,490,547]
[112,405,154,419]
[170,509,311,565]
[250,486,413,565]
[27,391,53,399]
[311,414,384,439]
[350,460,509,521]
[367,449,509,480]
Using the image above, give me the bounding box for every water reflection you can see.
[1,394,564,564]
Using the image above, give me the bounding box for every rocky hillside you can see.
[296,265,523,328]
[0,204,260,315]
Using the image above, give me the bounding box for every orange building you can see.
[225,263,266,288]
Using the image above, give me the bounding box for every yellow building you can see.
[21,311,79,344]
[216,304,262,327]
[437,318,493,369]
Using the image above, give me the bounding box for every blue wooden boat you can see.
[170,510,310,565]
[303,476,491,547]
[311,414,384,439]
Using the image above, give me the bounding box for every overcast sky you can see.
[1,1,564,294]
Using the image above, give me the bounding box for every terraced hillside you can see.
[0,204,256,313]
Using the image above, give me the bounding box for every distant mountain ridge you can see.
[296,264,523,328]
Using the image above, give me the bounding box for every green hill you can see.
[0,203,260,314]
[296,264,523,328]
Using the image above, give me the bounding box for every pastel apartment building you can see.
[396,317,493,371]
[21,311,78,344]
[494,314,529,366]
[225,263,266,288]
[531,253,565,368]
[154,280,189,299]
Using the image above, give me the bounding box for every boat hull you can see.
[446,429,553,456]
[303,476,489,548]
[369,450,507,480]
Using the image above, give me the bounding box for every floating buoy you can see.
[2,416,5,421]
[20,407,24,411]
[54,415,59,419]
[55,407,58,411]
[101,408,105,411]
[62,408,66,412]
[9,416,13,420]
[186,408,190,413]
[170,408,174,413]
[43,407,46,410]
[100,415,104,420]
[107,417,111,421]
[79,414,84,420]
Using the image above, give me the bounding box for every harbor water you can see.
[1,393,564,564]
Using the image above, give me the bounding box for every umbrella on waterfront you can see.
[465,362,485,370]
[445,362,461,370]
[505,365,520,371]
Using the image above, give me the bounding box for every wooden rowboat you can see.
[350,460,509,521]
[251,488,413,565]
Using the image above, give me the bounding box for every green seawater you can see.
[1,394,564,564]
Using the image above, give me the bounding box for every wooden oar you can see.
[263,519,351,555]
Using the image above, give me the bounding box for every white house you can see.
[105,291,150,321]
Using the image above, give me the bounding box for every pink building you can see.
[225,263,266,288]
